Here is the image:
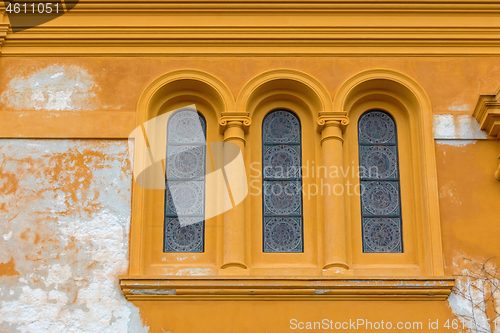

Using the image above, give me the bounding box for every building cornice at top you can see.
[2,1,500,56]
[4,1,500,13]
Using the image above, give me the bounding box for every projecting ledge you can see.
[119,276,454,301]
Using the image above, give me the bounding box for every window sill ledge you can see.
[119,275,454,301]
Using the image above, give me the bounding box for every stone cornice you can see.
[119,275,455,301]
[473,89,500,139]
[473,88,500,180]
[3,3,500,56]
[14,1,500,13]
[0,10,9,53]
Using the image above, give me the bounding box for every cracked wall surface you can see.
[0,139,148,333]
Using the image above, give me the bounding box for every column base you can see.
[219,265,250,276]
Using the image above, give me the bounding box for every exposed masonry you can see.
[0,140,148,333]
[0,65,101,111]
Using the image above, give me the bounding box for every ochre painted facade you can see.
[1,2,500,332]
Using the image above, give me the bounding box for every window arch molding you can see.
[334,69,445,277]
[130,69,233,276]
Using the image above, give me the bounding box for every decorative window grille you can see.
[164,110,206,252]
[262,110,304,253]
[358,110,403,253]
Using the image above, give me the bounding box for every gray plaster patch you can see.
[0,139,148,333]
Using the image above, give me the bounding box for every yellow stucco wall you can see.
[1,2,500,332]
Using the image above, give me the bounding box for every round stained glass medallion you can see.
[264,181,301,215]
[358,111,395,144]
[168,111,206,144]
[167,146,205,179]
[263,110,300,144]
[359,146,397,179]
[166,181,204,215]
[263,145,300,179]
[363,218,401,252]
[264,217,302,252]
[362,181,399,215]
[165,218,203,252]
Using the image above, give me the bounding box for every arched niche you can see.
[237,69,332,274]
[130,69,234,276]
[335,69,444,276]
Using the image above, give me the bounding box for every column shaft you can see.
[319,119,349,272]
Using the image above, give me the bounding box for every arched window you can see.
[358,110,403,253]
[164,110,207,253]
[262,110,303,253]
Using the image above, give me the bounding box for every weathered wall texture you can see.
[1,57,500,332]
[1,57,500,113]
[0,140,148,333]
[0,64,101,111]
[436,139,500,333]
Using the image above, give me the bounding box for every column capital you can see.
[316,111,350,134]
[218,112,252,135]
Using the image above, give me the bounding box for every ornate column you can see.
[218,112,251,273]
[317,111,351,274]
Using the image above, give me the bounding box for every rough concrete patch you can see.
[0,65,101,111]
[0,139,148,333]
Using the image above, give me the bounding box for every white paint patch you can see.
[433,114,487,140]
[0,65,100,111]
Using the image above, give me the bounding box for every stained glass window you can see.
[262,110,303,252]
[358,110,403,253]
[164,110,206,252]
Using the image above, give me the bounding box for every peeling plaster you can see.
[433,114,487,140]
[0,65,101,111]
[0,140,148,333]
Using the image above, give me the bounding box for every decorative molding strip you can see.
[119,276,455,301]
[3,14,500,56]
